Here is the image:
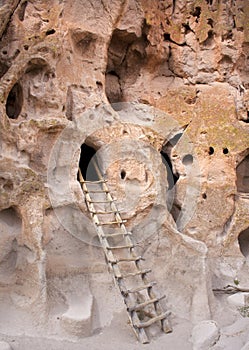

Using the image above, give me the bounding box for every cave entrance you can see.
[6,82,23,119]
[238,227,249,259]
[79,143,99,181]
[160,133,182,190]
[160,151,179,190]
[236,154,249,193]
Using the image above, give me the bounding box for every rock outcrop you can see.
[0,0,249,348]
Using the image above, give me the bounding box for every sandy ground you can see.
[0,314,193,350]
[1,309,249,350]
[1,281,249,350]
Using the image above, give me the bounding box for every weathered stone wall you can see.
[0,0,249,346]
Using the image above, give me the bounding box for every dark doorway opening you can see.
[79,143,99,181]
[6,82,23,119]
[160,133,182,190]
[238,227,249,259]
[160,151,179,189]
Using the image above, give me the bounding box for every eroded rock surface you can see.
[0,0,249,348]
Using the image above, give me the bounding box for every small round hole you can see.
[208,146,214,155]
[223,148,229,154]
[202,193,207,199]
[120,170,126,180]
[182,154,193,166]
[46,29,56,36]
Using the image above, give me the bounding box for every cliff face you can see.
[0,1,249,348]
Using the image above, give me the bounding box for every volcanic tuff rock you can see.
[0,0,249,348]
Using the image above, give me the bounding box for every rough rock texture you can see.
[0,0,249,349]
[191,320,220,350]
[0,342,12,350]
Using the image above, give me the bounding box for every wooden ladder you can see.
[78,165,172,344]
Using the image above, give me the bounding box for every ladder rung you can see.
[80,179,107,184]
[128,295,166,312]
[107,244,134,250]
[121,269,151,279]
[105,232,131,238]
[135,311,171,329]
[127,282,157,293]
[86,189,109,193]
[89,210,124,214]
[97,220,127,226]
[114,256,145,263]
[88,199,117,203]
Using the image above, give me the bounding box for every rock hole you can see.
[163,33,171,41]
[236,154,249,193]
[182,23,192,34]
[0,62,9,78]
[6,82,23,119]
[17,1,27,21]
[23,45,29,51]
[202,30,214,46]
[219,55,233,65]
[161,151,179,190]
[182,154,193,166]
[46,29,56,36]
[243,111,249,123]
[238,227,249,258]
[120,170,126,180]
[207,18,214,28]
[202,193,207,199]
[208,146,214,155]
[3,180,13,191]
[0,207,21,228]
[191,6,201,22]
[79,143,99,181]
[223,148,229,154]
[96,81,103,89]
[71,30,97,56]
[105,28,148,104]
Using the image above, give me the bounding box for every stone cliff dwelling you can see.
[0,1,249,349]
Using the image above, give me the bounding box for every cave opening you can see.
[6,82,23,119]
[236,154,249,193]
[160,133,182,190]
[238,227,249,259]
[79,143,99,181]
[105,26,148,105]
[182,154,193,166]
[160,151,179,190]
[120,169,126,180]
